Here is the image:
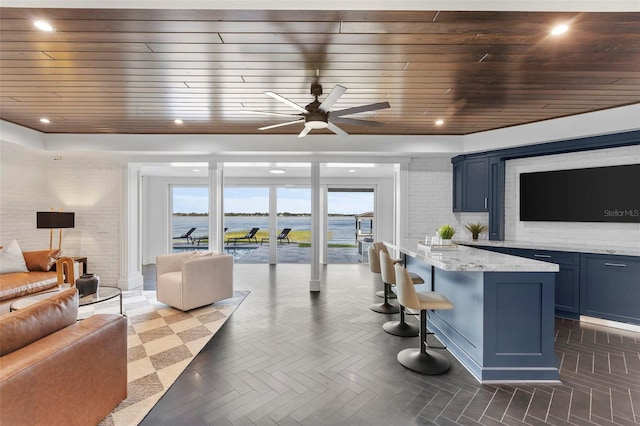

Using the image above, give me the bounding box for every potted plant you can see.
[465,222,488,240]
[437,224,456,244]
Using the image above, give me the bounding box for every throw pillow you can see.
[0,240,29,274]
[22,249,61,272]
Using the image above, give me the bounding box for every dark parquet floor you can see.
[141,264,640,425]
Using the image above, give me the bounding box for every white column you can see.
[310,162,321,291]
[320,184,328,264]
[269,185,277,264]
[209,162,223,253]
[118,165,144,290]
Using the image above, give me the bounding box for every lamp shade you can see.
[37,211,75,229]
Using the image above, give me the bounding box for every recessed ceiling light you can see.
[270,169,286,174]
[551,24,569,36]
[174,119,183,124]
[348,169,357,173]
[33,20,54,32]
[435,119,444,126]
[40,118,50,124]
[192,169,200,172]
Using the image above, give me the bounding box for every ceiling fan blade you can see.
[327,122,349,137]
[298,126,312,138]
[240,108,301,118]
[265,91,308,113]
[259,119,305,130]
[330,101,391,117]
[330,116,384,127]
[317,85,347,113]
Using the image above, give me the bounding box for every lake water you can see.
[173,215,371,244]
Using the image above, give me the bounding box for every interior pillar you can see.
[119,165,144,290]
[310,162,321,291]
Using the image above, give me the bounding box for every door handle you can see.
[484,197,487,209]
[534,254,552,258]
[604,262,627,267]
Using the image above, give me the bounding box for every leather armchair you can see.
[156,251,233,311]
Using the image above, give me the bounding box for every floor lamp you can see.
[37,211,75,250]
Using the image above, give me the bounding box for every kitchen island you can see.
[386,240,560,383]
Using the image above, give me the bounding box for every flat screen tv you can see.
[519,164,640,223]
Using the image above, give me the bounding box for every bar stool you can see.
[370,250,399,314]
[367,246,383,297]
[379,250,423,336]
[372,242,401,299]
[394,264,453,374]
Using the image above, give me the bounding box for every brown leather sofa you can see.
[0,288,127,425]
[0,254,77,314]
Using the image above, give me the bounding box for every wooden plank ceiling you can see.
[0,8,638,135]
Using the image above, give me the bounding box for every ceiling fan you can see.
[241,82,391,138]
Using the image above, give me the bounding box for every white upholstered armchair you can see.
[156,251,233,311]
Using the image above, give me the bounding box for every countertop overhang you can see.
[387,239,559,273]
[456,239,639,257]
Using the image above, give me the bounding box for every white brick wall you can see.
[0,142,50,250]
[505,145,640,248]
[407,157,489,241]
[0,142,123,287]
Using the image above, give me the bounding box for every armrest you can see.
[156,252,191,276]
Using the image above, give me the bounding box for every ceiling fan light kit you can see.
[244,82,390,138]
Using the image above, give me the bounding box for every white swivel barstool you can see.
[369,242,401,299]
[379,250,423,336]
[369,246,399,314]
[394,263,453,374]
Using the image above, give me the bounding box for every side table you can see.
[69,256,88,275]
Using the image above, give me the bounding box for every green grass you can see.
[223,229,350,245]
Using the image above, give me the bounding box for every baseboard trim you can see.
[580,315,640,333]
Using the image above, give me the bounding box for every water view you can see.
[173,215,371,244]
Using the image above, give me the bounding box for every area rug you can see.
[78,289,249,426]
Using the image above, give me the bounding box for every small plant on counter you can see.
[465,222,488,240]
[437,224,456,240]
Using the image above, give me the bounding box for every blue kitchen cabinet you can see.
[451,155,489,212]
[580,254,640,325]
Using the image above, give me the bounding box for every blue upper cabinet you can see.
[452,155,488,212]
[463,157,489,211]
[452,130,640,240]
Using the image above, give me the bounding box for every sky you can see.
[172,186,374,215]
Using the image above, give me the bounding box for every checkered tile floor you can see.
[88,290,248,426]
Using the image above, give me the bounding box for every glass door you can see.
[171,186,209,252]
[223,187,269,263]
[326,188,374,263]
[274,187,311,264]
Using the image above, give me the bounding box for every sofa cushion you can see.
[0,288,78,356]
[0,240,28,274]
[22,249,60,272]
[0,271,58,302]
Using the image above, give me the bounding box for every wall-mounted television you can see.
[519,164,640,223]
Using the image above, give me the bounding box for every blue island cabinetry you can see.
[390,241,560,383]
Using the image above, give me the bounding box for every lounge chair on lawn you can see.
[226,227,259,245]
[173,227,196,244]
[261,228,292,245]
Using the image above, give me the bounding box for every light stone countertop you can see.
[387,239,559,273]
[455,239,640,257]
